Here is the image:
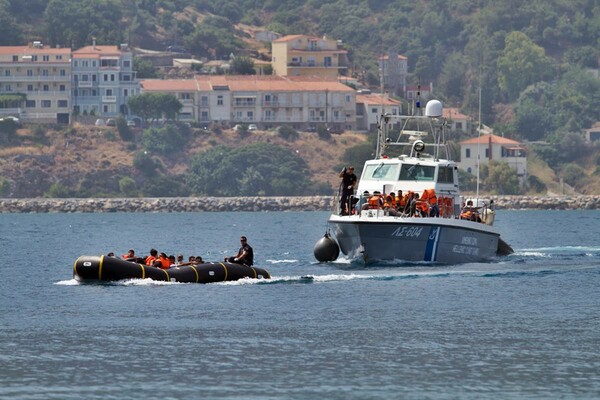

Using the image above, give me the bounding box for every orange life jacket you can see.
[428,189,437,205]
[386,195,396,208]
[145,255,156,266]
[157,256,170,269]
[368,195,381,209]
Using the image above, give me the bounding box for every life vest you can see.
[157,256,170,269]
[145,255,156,266]
[442,197,454,218]
[368,195,381,209]
[427,189,437,205]
[397,194,405,208]
[386,195,396,208]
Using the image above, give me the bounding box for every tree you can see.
[133,57,158,79]
[497,31,554,102]
[127,93,183,123]
[484,161,521,195]
[187,143,312,196]
[230,56,255,75]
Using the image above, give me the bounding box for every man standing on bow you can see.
[338,166,357,215]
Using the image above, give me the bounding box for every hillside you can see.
[0,124,367,198]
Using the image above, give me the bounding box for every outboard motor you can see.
[313,233,340,262]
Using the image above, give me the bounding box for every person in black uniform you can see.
[225,236,254,266]
[338,166,357,215]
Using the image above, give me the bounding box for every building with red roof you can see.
[459,133,527,180]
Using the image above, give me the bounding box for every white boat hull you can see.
[328,213,500,264]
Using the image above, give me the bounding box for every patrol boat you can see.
[315,99,513,264]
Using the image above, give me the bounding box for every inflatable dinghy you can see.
[74,255,270,283]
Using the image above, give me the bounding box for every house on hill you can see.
[355,93,402,131]
[459,133,527,182]
[443,107,473,134]
[271,35,348,79]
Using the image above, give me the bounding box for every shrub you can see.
[277,125,299,141]
[119,176,138,197]
[527,175,547,193]
[116,115,134,141]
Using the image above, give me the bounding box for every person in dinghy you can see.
[224,236,254,266]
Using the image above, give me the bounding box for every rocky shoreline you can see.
[1,195,600,213]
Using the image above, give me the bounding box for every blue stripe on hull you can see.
[424,226,441,262]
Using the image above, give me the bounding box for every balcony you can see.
[102,96,117,103]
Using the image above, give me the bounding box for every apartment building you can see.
[140,75,357,131]
[71,43,139,118]
[355,92,402,132]
[0,42,72,123]
[271,35,348,79]
[378,51,408,97]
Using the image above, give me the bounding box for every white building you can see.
[355,92,402,131]
[71,43,139,118]
[140,75,357,130]
[0,42,72,123]
[459,133,527,180]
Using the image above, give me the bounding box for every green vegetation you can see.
[187,143,315,196]
[127,93,183,123]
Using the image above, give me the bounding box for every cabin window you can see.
[399,164,435,181]
[437,166,454,184]
[361,163,399,181]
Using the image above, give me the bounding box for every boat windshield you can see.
[361,163,400,181]
[399,164,435,181]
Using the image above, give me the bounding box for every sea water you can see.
[0,210,599,399]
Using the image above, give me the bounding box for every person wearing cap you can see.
[338,166,357,215]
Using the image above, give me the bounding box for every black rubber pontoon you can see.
[74,255,270,283]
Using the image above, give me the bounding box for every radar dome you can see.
[425,100,443,118]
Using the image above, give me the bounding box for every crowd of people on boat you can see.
[338,165,490,222]
[105,236,254,270]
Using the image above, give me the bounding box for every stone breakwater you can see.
[0,196,600,213]
[1,195,600,213]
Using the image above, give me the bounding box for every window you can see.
[399,164,435,181]
[465,148,471,158]
[27,85,33,91]
[92,74,96,82]
[217,95,223,106]
[56,55,62,60]
[485,148,489,158]
[103,74,108,82]
[124,89,128,97]
[371,108,378,114]
[32,55,38,61]
[43,55,49,62]
[59,85,66,92]
[27,69,33,76]
[26,100,36,108]
[110,74,115,82]
[58,100,68,108]
[201,111,209,121]
[12,55,18,62]
[4,70,10,77]
[60,69,66,76]
[437,166,454,184]
[42,69,49,76]
[41,100,51,108]
[324,56,332,67]
[5,84,11,92]
[467,167,472,174]
[43,85,49,91]
[124,60,130,68]
[361,163,400,181]
[455,122,462,130]
[81,74,89,81]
